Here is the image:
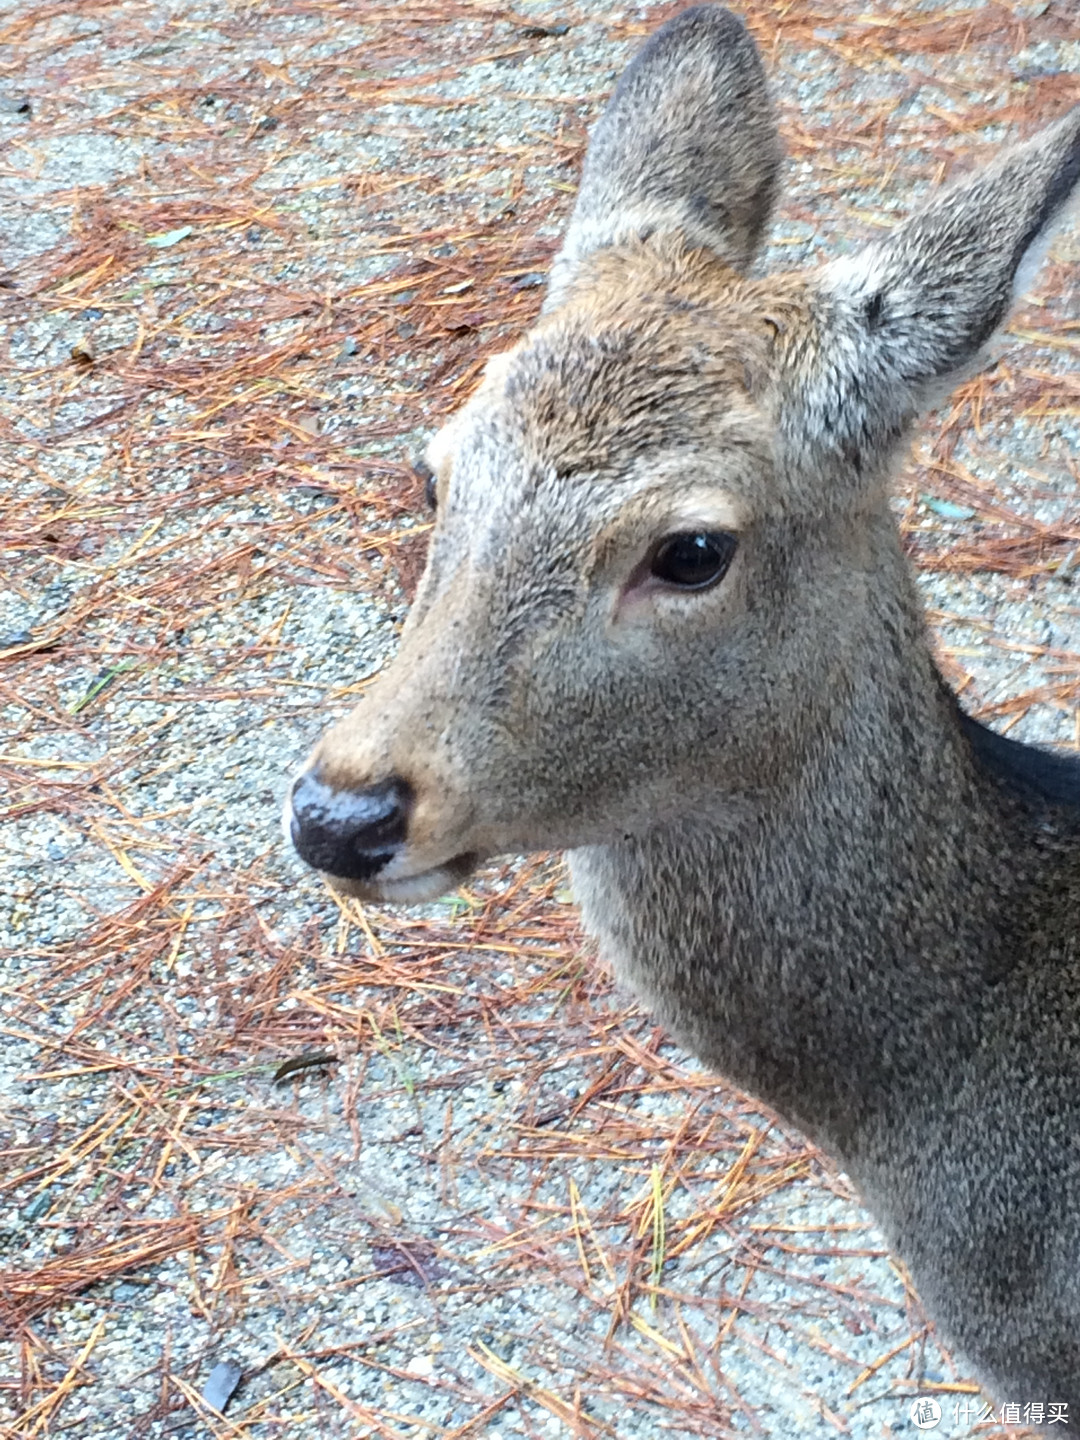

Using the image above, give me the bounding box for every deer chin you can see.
[326,852,481,904]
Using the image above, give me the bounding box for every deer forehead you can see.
[427,245,808,527]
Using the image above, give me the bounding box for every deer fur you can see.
[288,5,1080,1412]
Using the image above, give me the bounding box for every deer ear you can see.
[804,107,1080,463]
[545,5,782,309]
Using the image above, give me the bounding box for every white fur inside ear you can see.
[822,245,891,306]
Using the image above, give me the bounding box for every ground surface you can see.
[2,0,1079,1436]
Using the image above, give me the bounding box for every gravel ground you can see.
[2,1,1078,1437]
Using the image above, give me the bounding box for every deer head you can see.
[286,4,1080,904]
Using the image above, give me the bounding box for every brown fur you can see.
[288,5,1080,1411]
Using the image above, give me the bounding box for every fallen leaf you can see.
[371,1239,441,1288]
[921,496,975,521]
[201,1360,242,1414]
[146,225,193,248]
[273,1050,337,1084]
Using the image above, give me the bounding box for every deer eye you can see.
[649,531,737,589]
[413,458,437,511]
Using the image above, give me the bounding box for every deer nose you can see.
[288,770,412,880]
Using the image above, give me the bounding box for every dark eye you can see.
[649,531,737,590]
[413,458,437,511]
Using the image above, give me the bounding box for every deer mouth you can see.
[325,851,481,905]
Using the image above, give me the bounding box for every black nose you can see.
[289,771,411,880]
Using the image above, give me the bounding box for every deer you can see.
[285,4,1080,1414]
